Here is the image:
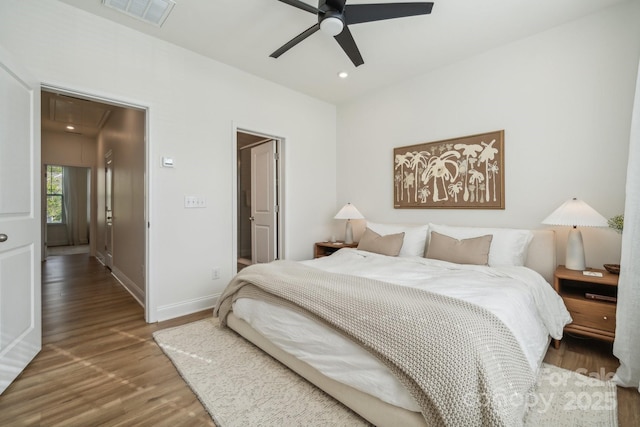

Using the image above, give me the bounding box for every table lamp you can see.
[542,197,608,270]
[334,203,364,244]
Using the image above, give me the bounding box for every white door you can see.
[105,151,113,270]
[250,140,277,263]
[0,47,41,394]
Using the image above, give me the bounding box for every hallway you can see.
[0,254,212,426]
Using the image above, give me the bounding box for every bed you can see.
[214,224,571,426]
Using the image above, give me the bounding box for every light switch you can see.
[184,196,206,208]
[162,157,175,168]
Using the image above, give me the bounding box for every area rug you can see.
[153,318,618,427]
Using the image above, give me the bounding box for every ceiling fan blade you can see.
[334,25,364,67]
[344,2,434,25]
[276,0,321,14]
[270,24,321,58]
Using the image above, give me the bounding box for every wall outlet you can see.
[212,267,221,280]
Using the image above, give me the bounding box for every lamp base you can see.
[565,228,586,271]
[344,220,354,244]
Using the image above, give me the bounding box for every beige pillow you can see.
[357,228,405,256]
[425,231,493,265]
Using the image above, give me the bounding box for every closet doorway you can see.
[236,131,282,271]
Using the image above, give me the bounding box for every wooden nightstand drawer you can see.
[563,297,616,333]
[553,265,618,348]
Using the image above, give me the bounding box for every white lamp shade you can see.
[334,203,364,220]
[542,197,607,271]
[541,198,607,227]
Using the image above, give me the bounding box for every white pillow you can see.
[366,222,429,257]
[427,223,534,267]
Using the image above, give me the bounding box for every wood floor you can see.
[0,254,213,426]
[544,335,640,426]
[1,254,638,426]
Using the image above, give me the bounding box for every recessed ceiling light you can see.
[102,0,176,27]
[338,71,349,79]
[66,125,75,130]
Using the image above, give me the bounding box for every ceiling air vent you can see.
[102,0,176,27]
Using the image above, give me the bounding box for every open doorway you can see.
[44,164,91,257]
[236,130,283,271]
[41,87,148,313]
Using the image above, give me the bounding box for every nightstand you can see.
[314,241,358,258]
[553,265,618,348]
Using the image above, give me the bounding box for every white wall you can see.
[337,1,640,269]
[0,0,337,321]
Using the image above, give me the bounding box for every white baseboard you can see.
[95,251,106,265]
[156,294,219,322]
[110,266,144,308]
[95,251,218,322]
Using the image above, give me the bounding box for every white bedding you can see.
[233,248,571,412]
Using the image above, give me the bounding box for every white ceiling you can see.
[56,0,626,105]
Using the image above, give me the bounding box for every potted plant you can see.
[604,214,623,274]
[607,214,624,233]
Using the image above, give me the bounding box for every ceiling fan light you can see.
[320,16,344,36]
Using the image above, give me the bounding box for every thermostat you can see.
[162,157,174,168]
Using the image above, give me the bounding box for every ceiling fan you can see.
[270,0,434,67]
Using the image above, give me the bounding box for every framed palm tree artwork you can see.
[394,130,505,209]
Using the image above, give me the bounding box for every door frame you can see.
[232,125,284,273]
[40,84,152,321]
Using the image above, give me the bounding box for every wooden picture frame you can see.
[394,130,505,209]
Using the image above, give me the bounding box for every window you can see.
[46,165,64,224]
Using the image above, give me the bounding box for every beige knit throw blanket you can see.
[214,261,536,427]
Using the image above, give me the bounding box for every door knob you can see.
[0,234,7,242]
[249,217,255,221]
